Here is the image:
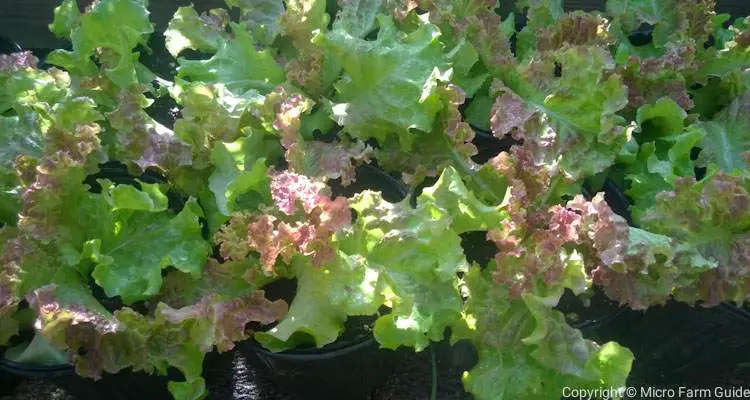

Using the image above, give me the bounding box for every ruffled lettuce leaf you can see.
[46,0,155,88]
[208,136,274,216]
[87,195,211,304]
[164,6,230,58]
[177,23,285,95]
[639,172,750,306]
[253,254,382,351]
[695,92,750,173]
[696,16,750,81]
[606,0,713,60]
[491,44,631,181]
[457,267,633,400]
[170,80,266,169]
[27,283,285,400]
[252,166,505,351]
[244,170,351,272]
[322,14,448,149]
[106,89,192,172]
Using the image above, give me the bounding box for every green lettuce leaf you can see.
[458,267,633,400]
[323,15,448,149]
[46,0,154,88]
[695,92,750,173]
[89,197,211,304]
[177,23,285,95]
[165,6,230,58]
[225,0,285,46]
[208,137,272,216]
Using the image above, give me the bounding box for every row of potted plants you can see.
[1,0,750,399]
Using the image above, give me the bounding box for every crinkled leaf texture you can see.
[458,268,633,400]
[492,44,631,180]
[46,0,155,88]
[28,284,285,400]
[177,23,285,94]
[165,6,230,58]
[255,167,505,352]
[323,15,449,149]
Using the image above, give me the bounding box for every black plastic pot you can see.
[240,164,407,400]
[241,336,402,400]
[0,349,234,400]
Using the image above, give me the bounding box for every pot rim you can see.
[0,357,74,377]
[243,334,377,361]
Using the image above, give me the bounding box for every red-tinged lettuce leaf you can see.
[160,257,279,309]
[27,283,280,400]
[18,124,106,245]
[322,14,449,150]
[256,166,505,352]
[492,44,631,181]
[534,11,613,53]
[164,6,230,58]
[255,86,315,148]
[0,228,22,345]
[156,290,288,353]
[286,139,373,185]
[618,43,698,112]
[567,193,683,310]
[482,156,594,301]
[46,0,155,88]
[591,227,681,310]
[176,23,285,95]
[0,114,44,224]
[107,89,192,172]
[0,52,39,73]
[278,0,339,98]
[457,267,633,400]
[639,172,750,306]
[515,0,612,61]
[246,171,351,273]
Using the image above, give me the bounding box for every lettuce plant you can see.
[1,0,749,399]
